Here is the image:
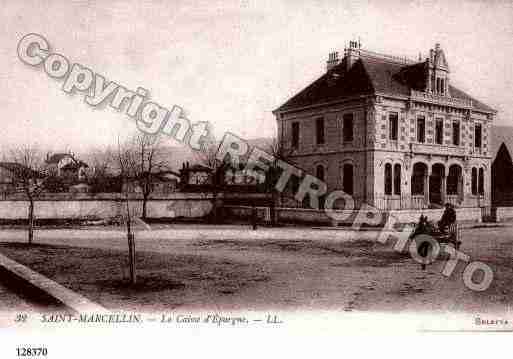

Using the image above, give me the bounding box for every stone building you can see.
[491,126,513,206]
[274,42,496,210]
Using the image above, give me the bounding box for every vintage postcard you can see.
[1,0,512,357]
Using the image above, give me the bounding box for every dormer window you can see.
[427,44,450,95]
[435,77,446,95]
[475,124,482,148]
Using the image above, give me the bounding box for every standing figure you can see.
[438,203,456,233]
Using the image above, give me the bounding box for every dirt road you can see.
[0,225,511,314]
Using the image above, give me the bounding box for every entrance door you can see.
[429,164,445,206]
[429,176,442,205]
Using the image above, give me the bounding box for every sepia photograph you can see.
[1,0,512,357]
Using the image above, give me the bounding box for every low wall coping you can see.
[0,252,106,313]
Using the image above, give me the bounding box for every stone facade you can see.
[274,42,496,210]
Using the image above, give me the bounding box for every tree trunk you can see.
[212,189,218,224]
[28,199,34,245]
[270,191,277,226]
[124,194,136,285]
[212,171,219,224]
[127,232,136,285]
[142,194,148,220]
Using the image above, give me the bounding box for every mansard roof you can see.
[276,54,495,114]
[274,58,374,112]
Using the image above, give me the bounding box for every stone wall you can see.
[222,205,482,226]
[0,194,215,220]
[388,207,482,224]
[495,207,513,222]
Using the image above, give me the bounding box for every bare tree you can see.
[114,133,168,284]
[136,134,168,220]
[115,136,139,285]
[8,146,46,244]
[87,146,118,193]
[266,138,293,226]
[194,134,227,223]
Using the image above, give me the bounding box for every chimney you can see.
[345,40,360,71]
[326,51,340,71]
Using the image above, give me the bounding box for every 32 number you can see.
[14,314,28,323]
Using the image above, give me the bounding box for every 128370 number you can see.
[16,347,47,357]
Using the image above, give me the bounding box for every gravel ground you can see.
[0,225,511,314]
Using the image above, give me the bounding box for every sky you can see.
[1,0,513,153]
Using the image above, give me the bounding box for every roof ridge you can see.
[358,49,420,66]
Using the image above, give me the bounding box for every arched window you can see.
[478,168,484,195]
[394,164,401,195]
[447,165,462,195]
[316,165,325,182]
[411,163,427,195]
[384,163,392,195]
[471,167,478,195]
[343,163,354,195]
[289,175,300,195]
[314,165,326,209]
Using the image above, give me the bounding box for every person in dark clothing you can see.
[438,203,456,233]
[410,214,429,239]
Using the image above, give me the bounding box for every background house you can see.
[45,152,89,181]
[180,163,213,187]
[122,171,180,195]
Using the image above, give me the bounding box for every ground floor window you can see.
[478,168,484,195]
[316,165,326,209]
[411,163,427,195]
[447,164,462,195]
[290,175,300,195]
[385,163,401,195]
[384,164,392,195]
[343,163,354,195]
[393,164,401,195]
[316,165,325,182]
[471,167,478,195]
